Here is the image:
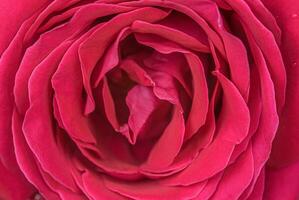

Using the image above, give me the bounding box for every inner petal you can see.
[126,85,167,144]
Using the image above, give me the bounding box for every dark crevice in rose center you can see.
[107,68,134,125]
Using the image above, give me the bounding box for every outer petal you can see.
[210,145,254,199]
[0,0,49,55]
[262,0,299,168]
[0,13,43,200]
[0,161,36,200]
[23,42,77,191]
[104,177,206,200]
[264,161,299,200]
[262,0,299,198]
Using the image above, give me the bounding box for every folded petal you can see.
[142,106,184,171]
[213,71,250,143]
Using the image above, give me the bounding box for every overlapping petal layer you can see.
[0,0,298,200]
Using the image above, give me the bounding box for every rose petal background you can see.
[0,0,298,199]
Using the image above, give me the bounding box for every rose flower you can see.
[0,0,298,199]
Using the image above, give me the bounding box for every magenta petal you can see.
[36,162,86,200]
[137,42,192,97]
[0,15,59,200]
[220,31,250,100]
[120,59,154,86]
[1,0,297,199]
[52,34,97,144]
[91,27,131,89]
[194,173,223,200]
[0,160,36,200]
[23,42,77,191]
[126,85,161,144]
[142,106,184,171]
[131,20,209,52]
[136,35,209,140]
[0,0,48,54]
[246,168,265,200]
[226,0,286,110]
[264,161,299,200]
[79,7,169,114]
[14,8,81,115]
[184,54,209,140]
[211,145,254,199]
[163,138,234,186]
[104,177,206,200]
[84,27,131,115]
[263,0,299,168]
[169,82,219,173]
[82,172,126,200]
[185,1,250,100]
[12,109,60,200]
[150,71,182,106]
[0,13,35,190]
[244,23,280,196]
[244,0,281,42]
[121,0,226,56]
[213,71,250,144]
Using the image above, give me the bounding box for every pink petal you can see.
[0,0,48,54]
[142,106,184,171]
[121,0,226,56]
[163,138,234,186]
[12,109,60,200]
[23,42,77,191]
[264,161,299,200]
[52,29,98,144]
[226,0,286,110]
[193,173,223,200]
[126,85,162,144]
[131,20,209,52]
[184,54,209,140]
[242,22,279,199]
[120,59,154,86]
[246,168,265,200]
[104,177,206,200]
[79,7,170,115]
[82,171,128,200]
[213,71,250,144]
[263,0,299,168]
[210,145,254,199]
[134,34,209,140]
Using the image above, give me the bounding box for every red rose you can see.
[0,0,298,199]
